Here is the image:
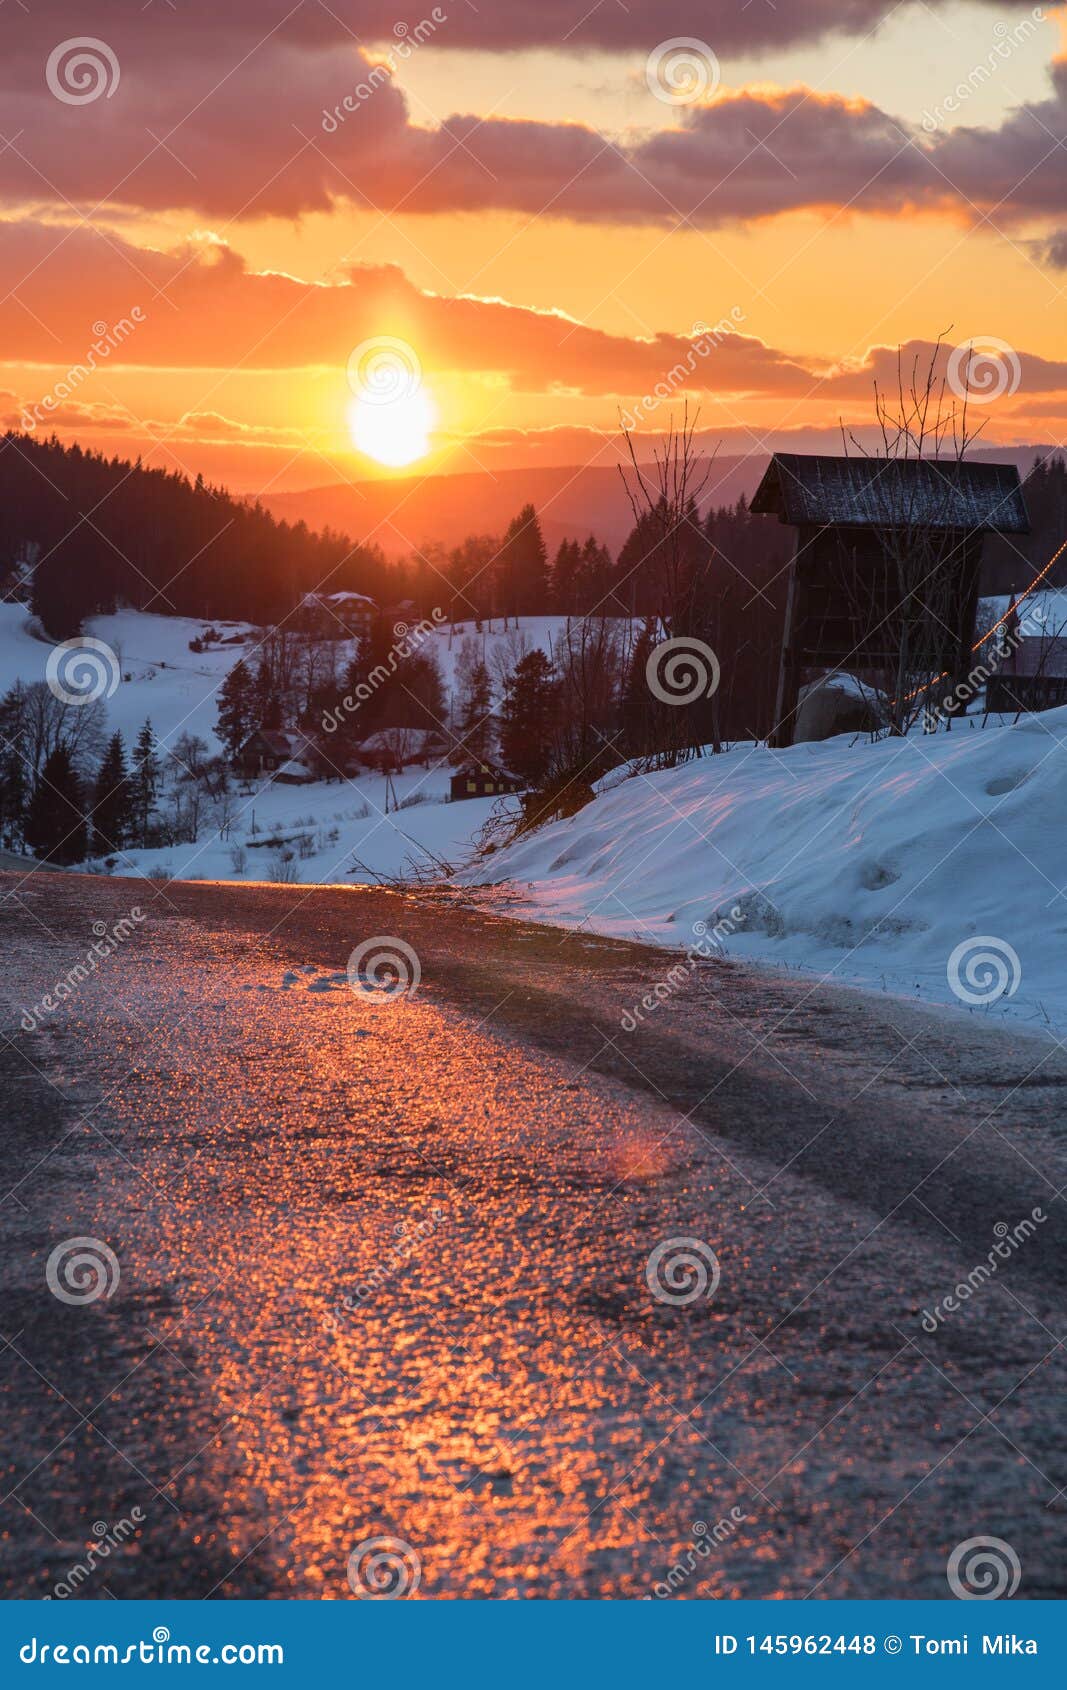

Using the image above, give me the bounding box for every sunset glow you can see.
[0,1,1065,499]
[348,386,435,469]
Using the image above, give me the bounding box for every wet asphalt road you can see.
[1,867,1066,1601]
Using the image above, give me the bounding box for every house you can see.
[359,727,438,772]
[450,762,525,802]
[235,729,352,782]
[296,591,376,641]
[235,730,298,778]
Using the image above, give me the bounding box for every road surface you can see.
[1,868,1065,1600]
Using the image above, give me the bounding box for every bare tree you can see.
[619,403,722,758]
[838,332,989,735]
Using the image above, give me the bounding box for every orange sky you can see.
[3,1,1067,499]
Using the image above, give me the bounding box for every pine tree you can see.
[551,539,581,615]
[91,731,135,855]
[253,655,283,729]
[620,620,659,758]
[499,648,558,783]
[0,684,28,850]
[24,744,87,865]
[131,719,161,846]
[499,504,548,617]
[455,661,494,764]
[216,658,255,757]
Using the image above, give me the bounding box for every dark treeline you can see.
[0,437,790,664]
[0,433,384,636]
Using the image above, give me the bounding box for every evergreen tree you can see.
[576,535,617,612]
[499,648,558,783]
[91,731,135,855]
[551,539,581,615]
[620,620,660,758]
[499,504,548,617]
[0,683,28,849]
[253,655,283,729]
[131,719,161,846]
[216,658,256,756]
[455,661,494,764]
[24,744,87,864]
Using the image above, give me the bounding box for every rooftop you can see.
[751,452,1030,534]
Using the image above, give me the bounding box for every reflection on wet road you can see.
[1,872,1065,1599]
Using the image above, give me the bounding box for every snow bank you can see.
[458,713,1067,1034]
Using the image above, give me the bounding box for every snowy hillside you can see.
[458,713,1067,1035]
[0,603,566,883]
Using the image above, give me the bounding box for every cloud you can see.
[0,218,820,399]
[0,8,1063,232]
[0,2,1019,62]
[5,219,1067,467]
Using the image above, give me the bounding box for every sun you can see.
[348,387,435,468]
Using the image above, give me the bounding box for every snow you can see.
[12,598,1066,1039]
[983,589,1067,631]
[0,604,258,755]
[124,769,509,887]
[457,713,1067,1036]
[0,602,557,884]
[0,603,572,757]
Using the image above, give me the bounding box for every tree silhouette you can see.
[25,744,87,864]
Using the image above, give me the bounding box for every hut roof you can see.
[751,453,1030,534]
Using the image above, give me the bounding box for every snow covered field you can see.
[458,712,1067,1037]
[7,599,1067,1036]
[0,603,549,884]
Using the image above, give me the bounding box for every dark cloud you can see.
[0,6,1061,232]
[0,3,1019,61]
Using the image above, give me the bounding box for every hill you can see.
[260,457,767,559]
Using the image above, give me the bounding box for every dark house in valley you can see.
[235,729,360,783]
[295,591,376,640]
[450,762,525,802]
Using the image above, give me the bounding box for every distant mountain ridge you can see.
[261,447,1054,559]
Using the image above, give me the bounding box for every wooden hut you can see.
[751,453,1030,746]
